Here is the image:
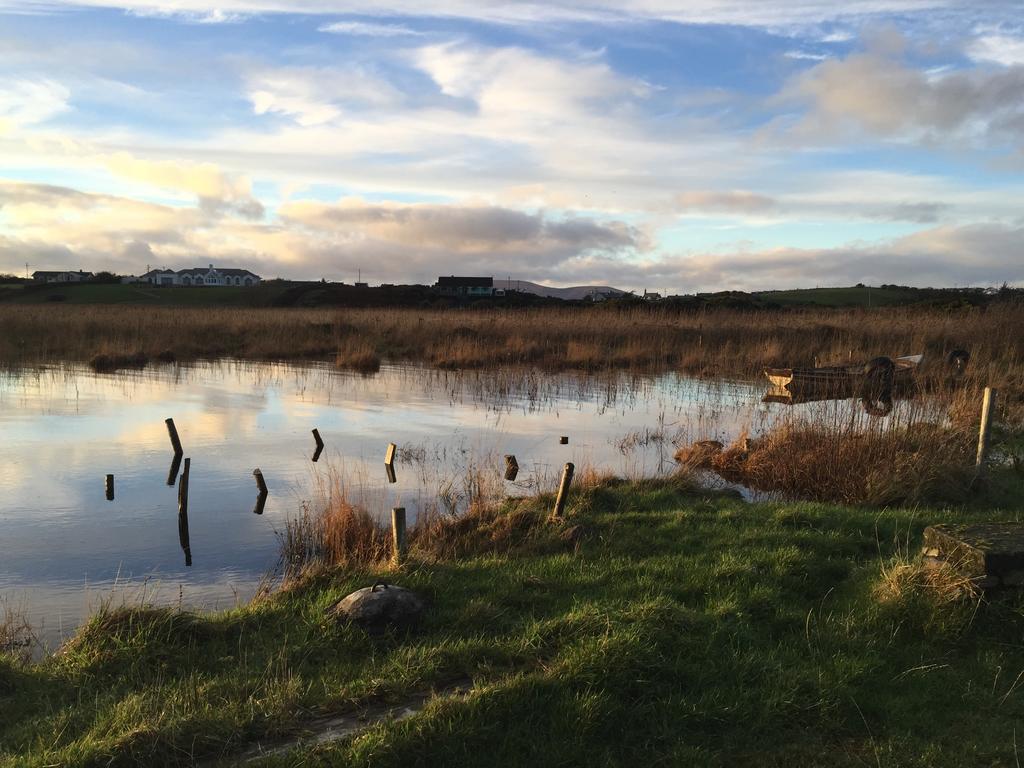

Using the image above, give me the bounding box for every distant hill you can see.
[494,279,628,301]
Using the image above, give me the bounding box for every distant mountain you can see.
[494,279,628,301]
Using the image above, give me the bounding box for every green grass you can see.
[3,477,1024,767]
[757,286,926,307]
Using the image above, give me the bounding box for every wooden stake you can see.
[559,436,569,445]
[976,387,997,469]
[391,507,407,564]
[385,442,397,466]
[552,462,575,519]
[312,428,325,463]
[105,474,114,501]
[253,468,268,495]
[165,418,183,456]
[166,452,182,486]
[177,457,192,567]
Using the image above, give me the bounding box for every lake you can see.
[0,359,844,647]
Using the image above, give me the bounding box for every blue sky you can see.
[0,1,1022,291]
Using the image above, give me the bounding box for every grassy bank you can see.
[4,475,1024,767]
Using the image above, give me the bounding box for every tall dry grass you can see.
[677,390,982,505]
[1,303,1022,384]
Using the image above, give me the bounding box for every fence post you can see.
[391,507,407,565]
[165,418,184,456]
[312,428,325,463]
[976,387,997,470]
[253,468,268,495]
[105,474,114,501]
[177,457,192,567]
[552,462,575,519]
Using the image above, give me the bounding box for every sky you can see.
[0,1,1022,292]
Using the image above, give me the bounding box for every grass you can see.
[2,303,1023,396]
[4,473,1024,767]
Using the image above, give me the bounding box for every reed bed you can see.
[1,303,1022,391]
[677,388,983,505]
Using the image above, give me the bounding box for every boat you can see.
[763,354,923,396]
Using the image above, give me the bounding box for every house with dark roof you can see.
[434,276,494,297]
[139,265,262,287]
[32,270,94,284]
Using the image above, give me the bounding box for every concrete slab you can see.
[923,523,1024,588]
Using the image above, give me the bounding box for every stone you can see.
[329,582,425,635]
[922,523,1024,589]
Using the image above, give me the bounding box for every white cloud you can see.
[0,80,69,132]
[0,0,960,27]
[318,20,423,36]
[247,66,400,126]
[967,33,1024,67]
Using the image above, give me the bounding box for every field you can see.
[3,474,1024,767]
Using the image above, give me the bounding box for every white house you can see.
[140,265,262,287]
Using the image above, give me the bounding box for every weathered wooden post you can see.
[312,428,325,463]
[105,474,114,501]
[552,462,575,519]
[504,455,519,481]
[385,443,397,484]
[177,457,192,567]
[165,418,184,456]
[166,452,183,486]
[391,507,407,565]
[976,387,998,470]
[253,468,268,496]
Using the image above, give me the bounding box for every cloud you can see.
[247,66,401,126]
[0,180,641,281]
[279,198,640,256]
[783,47,1024,149]
[548,221,1024,291]
[967,33,1024,67]
[318,20,423,36]
[0,80,69,132]
[868,201,949,223]
[673,190,776,214]
[1,1,960,28]
[104,153,264,218]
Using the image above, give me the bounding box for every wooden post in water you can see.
[312,428,325,463]
[504,455,519,481]
[976,387,997,471]
[559,436,569,445]
[165,418,184,456]
[384,443,397,483]
[166,452,183,487]
[391,507,407,565]
[552,462,575,519]
[253,468,268,496]
[177,457,192,567]
[105,474,114,501]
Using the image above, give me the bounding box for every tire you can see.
[861,356,894,402]
[947,349,970,370]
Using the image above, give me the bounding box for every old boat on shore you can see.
[763,354,923,397]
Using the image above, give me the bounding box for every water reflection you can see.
[0,359,870,646]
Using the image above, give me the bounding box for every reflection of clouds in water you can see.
[1,360,782,642]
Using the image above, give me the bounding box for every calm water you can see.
[0,360,780,646]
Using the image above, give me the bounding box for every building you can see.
[435,276,494,297]
[139,265,262,287]
[32,270,94,284]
